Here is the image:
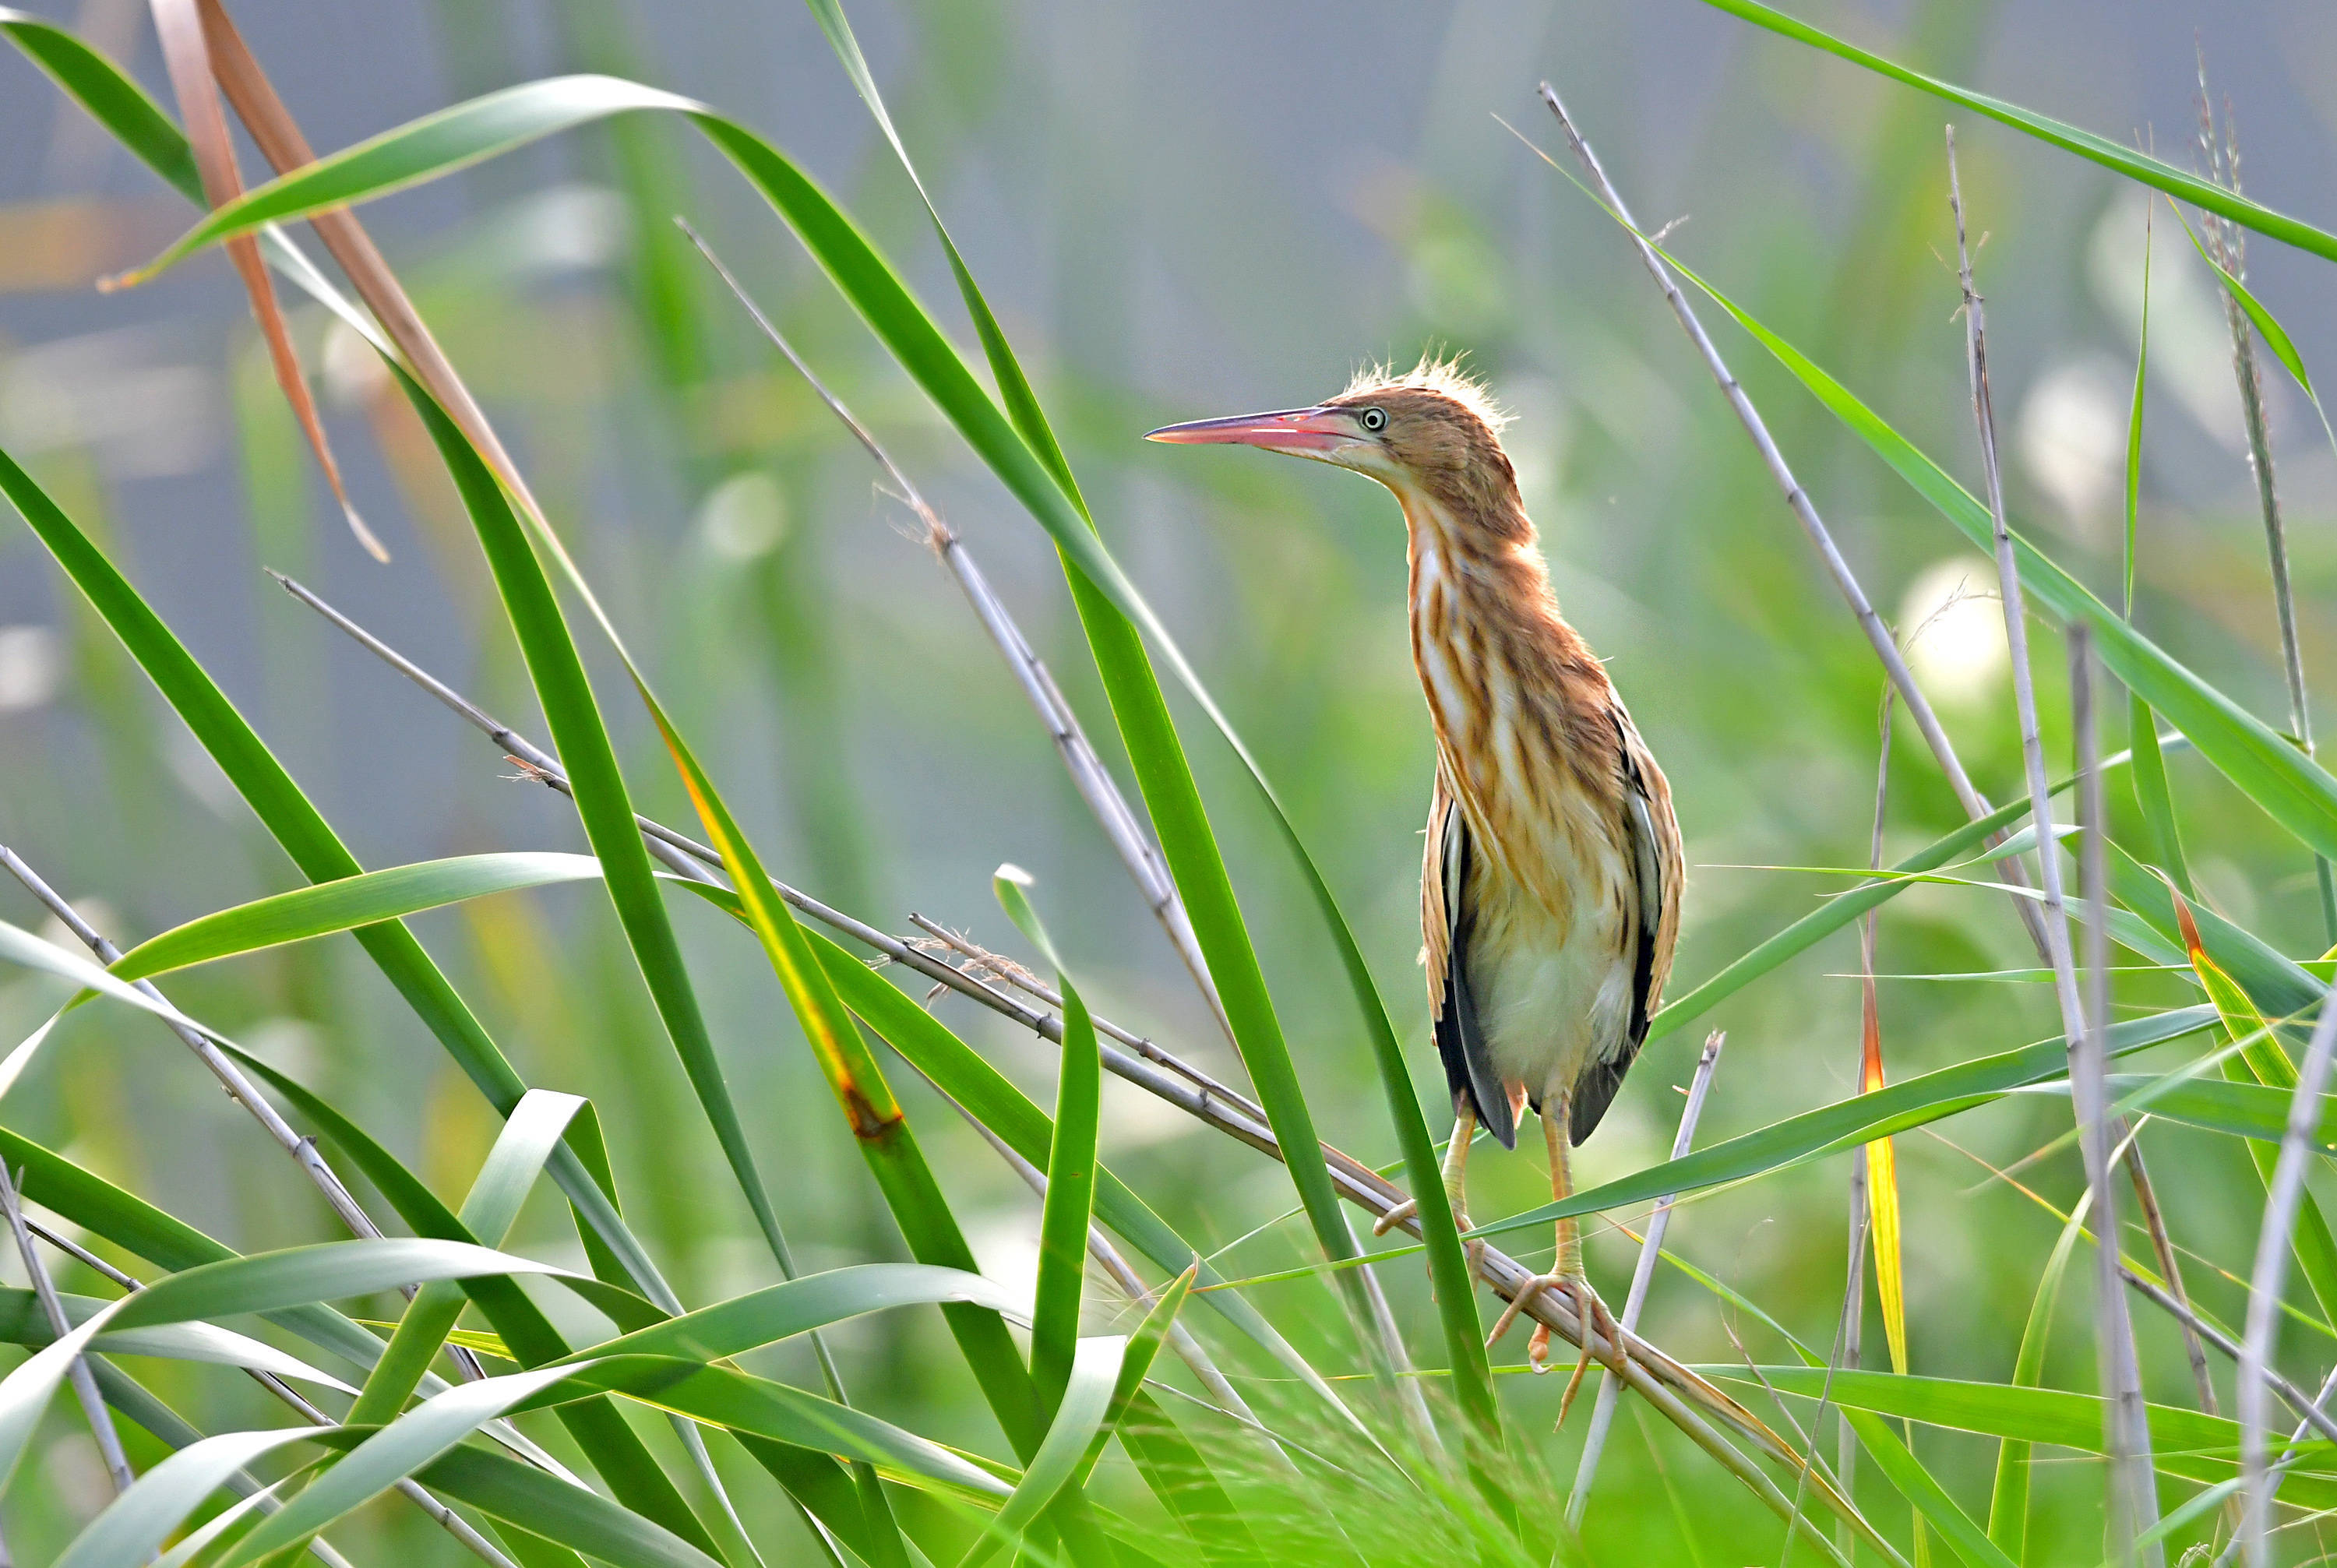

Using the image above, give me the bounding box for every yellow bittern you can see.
[1150,358,1683,1388]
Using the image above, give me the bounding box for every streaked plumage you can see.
[1148,355,1685,1383]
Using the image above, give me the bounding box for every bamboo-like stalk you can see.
[2237,985,2337,1563]
[276,575,1895,1560]
[1566,1030,1725,1526]
[0,1159,131,1494]
[1950,135,2159,1560]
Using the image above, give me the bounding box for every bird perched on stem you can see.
[1149,357,1683,1411]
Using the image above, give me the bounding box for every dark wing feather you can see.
[1570,706,1683,1144]
[1426,788,1514,1150]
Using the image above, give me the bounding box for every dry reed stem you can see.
[1949,131,2159,1559]
[0,1159,131,1495]
[278,577,1890,1557]
[1567,1029,1724,1526]
[2239,986,2337,1562]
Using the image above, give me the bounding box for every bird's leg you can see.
[1373,1107,1484,1278]
[1486,1098,1628,1416]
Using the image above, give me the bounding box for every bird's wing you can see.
[1424,775,1514,1149]
[1570,703,1686,1144]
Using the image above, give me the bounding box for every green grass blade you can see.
[0,9,199,199]
[1986,1199,2085,1558]
[529,1360,1013,1499]
[556,1266,1022,1365]
[793,915,1381,1443]
[1694,0,2337,265]
[107,854,606,981]
[1840,1408,2015,1568]
[2109,842,2320,1025]
[1655,774,2084,1040]
[402,387,794,1300]
[211,1047,767,1556]
[349,1090,584,1425]
[402,1445,730,1568]
[959,1336,1126,1567]
[58,1432,319,1568]
[1472,1006,2214,1241]
[0,441,668,1308]
[992,867,1102,1418]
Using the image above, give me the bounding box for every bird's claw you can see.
[1488,1273,1629,1423]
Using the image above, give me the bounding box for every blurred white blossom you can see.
[0,624,58,711]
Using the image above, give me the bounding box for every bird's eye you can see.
[1360,407,1387,432]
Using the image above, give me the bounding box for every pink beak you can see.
[1144,405,1356,453]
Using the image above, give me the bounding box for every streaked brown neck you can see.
[1398,481,1618,826]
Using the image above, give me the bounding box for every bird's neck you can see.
[1398,484,1613,817]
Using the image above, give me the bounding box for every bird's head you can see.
[1147,355,1521,530]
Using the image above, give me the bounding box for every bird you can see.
[1148,356,1683,1401]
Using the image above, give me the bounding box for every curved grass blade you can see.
[796,923,1377,1441]
[58,1428,319,1568]
[993,866,1102,1418]
[210,1044,777,1556]
[1694,0,2337,266]
[1986,1193,2086,1557]
[559,1267,1024,1365]
[529,1358,1014,1499]
[959,1336,1126,1568]
[107,854,607,981]
[1841,1407,2014,1568]
[0,1291,354,1394]
[349,1091,585,1425]
[1472,1006,2215,1242]
[405,1444,731,1568]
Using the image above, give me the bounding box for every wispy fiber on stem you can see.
[1948,129,2161,1561]
[2196,62,2335,945]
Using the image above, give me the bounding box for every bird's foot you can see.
[1487,1273,1629,1420]
[1373,1198,1486,1278]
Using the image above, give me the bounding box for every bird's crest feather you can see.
[1342,352,1510,436]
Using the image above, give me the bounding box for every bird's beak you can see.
[1144,405,1360,454]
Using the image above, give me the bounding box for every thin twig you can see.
[1951,134,2159,1559]
[2239,985,2337,1563]
[0,1160,131,1493]
[1567,1030,1724,1526]
[2195,63,2335,945]
[0,843,485,1387]
[276,574,1891,1556]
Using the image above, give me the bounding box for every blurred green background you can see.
[2,0,2335,1557]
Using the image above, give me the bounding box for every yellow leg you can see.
[1374,1107,1482,1281]
[1486,1095,1630,1422]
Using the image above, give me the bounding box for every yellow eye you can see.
[1361,407,1387,432]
